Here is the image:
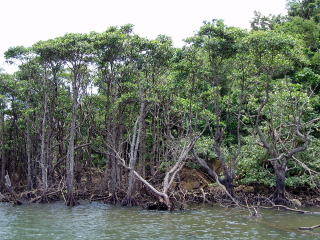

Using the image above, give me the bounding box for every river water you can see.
[0,202,319,239]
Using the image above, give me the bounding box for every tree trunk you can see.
[26,114,33,190]
[150,107,159,176]
[138,103,146,178]
[111,132,200,210]
[49,71,59,185]
[272,163,288,204]
[40,92,48,194]
[0,104,6,190]
[122,100,145,206]
[103,70,121,202]
[161,139,197,210]
[107,123,119,203]
[66,75,79,207]
[212,75,235,197]
[221,173,234,197]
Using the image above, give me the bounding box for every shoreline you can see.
[1,171,319,210]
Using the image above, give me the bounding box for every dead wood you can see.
[299,224,320,231]
[259,204,320,215]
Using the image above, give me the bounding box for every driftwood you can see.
[299,224,320,231]
[271,204,309,214]
[260,204,320,215]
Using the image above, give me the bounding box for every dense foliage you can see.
[0,0,319,206]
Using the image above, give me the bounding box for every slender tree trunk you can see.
[0,104,6,190]
[66,74,79,206]
[161,138,197,210]
[40,91,48,193]
[11,98,19,184]
[139,104,146,178]
[150,107,159,176]
[110,155,117,200]
[106,121,119,203]
[46,132,52,186]
[26,114,33,190]
[213,76,235,196]
[49,71,59,185]
[213,139,235,196]
[122,101,145,206]
[66,102,76,206]
[104,70,124,203]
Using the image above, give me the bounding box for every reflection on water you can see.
[0,202,319,240]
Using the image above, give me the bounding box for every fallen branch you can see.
[259,204,320,215]
[29,189,61,203]
[192,151,240,207]
[299,224,320,231]
[107,134,200,210]
[272,204,308,213]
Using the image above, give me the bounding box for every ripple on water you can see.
[0,202,319,240]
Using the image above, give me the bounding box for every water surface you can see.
[0,202,319,239]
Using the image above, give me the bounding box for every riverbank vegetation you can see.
[0,0,320,210]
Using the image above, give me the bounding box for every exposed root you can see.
[66,192,78,207]
[89,194,109,202]
[271,195,290,205]
[121,196,137,207]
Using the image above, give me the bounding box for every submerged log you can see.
[299,224,320,231]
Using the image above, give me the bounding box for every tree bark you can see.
[272,163,287,204]
[40,90,48,194]
[122,100,145,206]
[0,104,6,190]
[107,122,120,203]
[66,72,79,207]
[150,106,159,176]
[138,103,146,178]
[26,114,33,190]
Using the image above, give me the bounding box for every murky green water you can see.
[0,202,319,240]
